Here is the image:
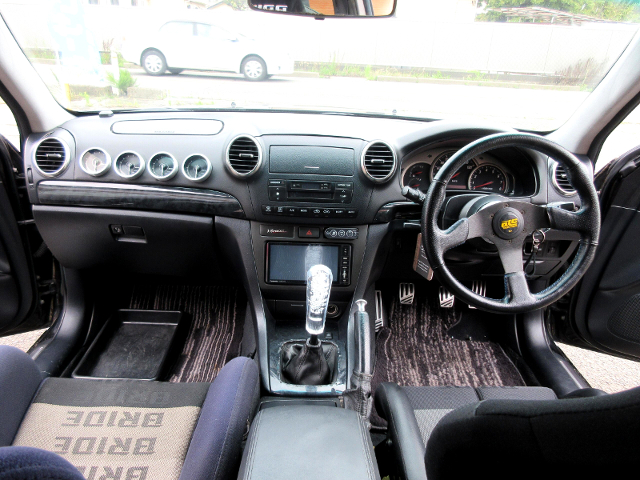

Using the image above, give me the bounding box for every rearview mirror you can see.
[249,0,396,17]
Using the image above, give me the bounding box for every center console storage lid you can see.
[238,405,380,480]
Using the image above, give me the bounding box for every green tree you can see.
[222,0,249,10]
[477,0,640,22]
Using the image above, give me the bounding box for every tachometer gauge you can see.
[79,148,111,176]
[149,152,178,181]
[430,151,475,189]
[468,164,507,193]
[182,154,212,182]
[403,162,429,191]
[114,151,145,179]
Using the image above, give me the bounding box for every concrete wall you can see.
[1,0,638,76]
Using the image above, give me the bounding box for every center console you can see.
[238,405,380,480]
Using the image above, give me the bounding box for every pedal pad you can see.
[468,280,487,310]
[399,283,415,305]
[439,286,455,308]
[374,290,385,332]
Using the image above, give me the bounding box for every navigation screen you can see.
[267,244,339,284]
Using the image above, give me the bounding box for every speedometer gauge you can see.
[79,148,111,176]
[114,151,145,179]
[430,151,475,189]
[468,164,507,193]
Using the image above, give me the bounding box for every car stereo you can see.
[266,242,351,286]
[268,179,353,204]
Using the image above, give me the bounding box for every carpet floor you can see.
[371,290,524,426]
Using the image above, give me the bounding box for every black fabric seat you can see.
[376,382,640,480]
[375,383,557,480]
[0,345,260,480]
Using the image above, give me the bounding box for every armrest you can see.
[238,405,380,480]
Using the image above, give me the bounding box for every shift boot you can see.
[281,339,337,385]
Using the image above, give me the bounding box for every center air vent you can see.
[33,137,70,177]
[361,141,397,183]
[226,135,262,177]
[552,162,576,196]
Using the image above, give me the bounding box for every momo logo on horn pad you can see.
[493,207,524,240]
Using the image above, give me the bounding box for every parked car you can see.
[121,19,294,80]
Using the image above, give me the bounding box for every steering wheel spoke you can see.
[496,238,525,274]
[439,212,485,252]
[504,271,535,306]
[547,204,591,237]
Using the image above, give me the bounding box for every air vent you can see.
[33,137,70,177]
[226,135,262,177]
[552,162,576,196]
[362,141,397,183]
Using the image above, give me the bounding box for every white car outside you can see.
[122,20,294,81]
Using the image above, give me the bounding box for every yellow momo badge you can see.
[501,218,519,230]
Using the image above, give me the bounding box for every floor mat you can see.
[372,291,524,426]
[128,285,244,383]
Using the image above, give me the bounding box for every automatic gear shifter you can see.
[282,265,337,385]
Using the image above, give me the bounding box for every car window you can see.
[596,104,640,173]
[0,98,19,150]
[195,23,212,38]
[159,21,195,38]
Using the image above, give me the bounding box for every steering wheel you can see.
[403,132,601,314]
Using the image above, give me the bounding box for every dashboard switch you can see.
[299,227,320,238]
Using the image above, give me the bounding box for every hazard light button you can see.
[298,227,320,238]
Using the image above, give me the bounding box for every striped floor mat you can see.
[372,291,524,426]
[128,285,244,383]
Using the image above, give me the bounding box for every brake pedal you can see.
[374,290,385,332]
[468,280,487,310]
[439,287,455,308]
[399,283,415,305]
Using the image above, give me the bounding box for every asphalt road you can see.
[127,69,589,132]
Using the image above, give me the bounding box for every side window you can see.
[596,104,640,173]
[159,22,195,38]
[0,98,20,150]
[195,23,212,38]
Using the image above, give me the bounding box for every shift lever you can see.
[306,264,333,345]
[281,264,337,385]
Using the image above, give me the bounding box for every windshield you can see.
[1,0,639,131]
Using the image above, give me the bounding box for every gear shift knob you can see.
[306,264,333,337]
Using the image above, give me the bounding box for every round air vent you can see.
[33,137,70,177]
[552,162,576,196]
[361,140,397,183]
[226,135,262,177]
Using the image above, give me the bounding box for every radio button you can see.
[268,186,285,201]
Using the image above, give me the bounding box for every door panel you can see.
[565,145,640,359]
[0,136,36,335]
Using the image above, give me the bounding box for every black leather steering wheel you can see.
[404,132,601,314]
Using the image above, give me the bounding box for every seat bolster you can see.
[374,383,428,480]
[0,346,42,446]
[0,446,84,480]
[179,357,260,480]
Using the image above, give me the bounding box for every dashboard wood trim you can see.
[36,181,245,218]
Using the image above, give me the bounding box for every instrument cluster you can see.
[401,148,514,195]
